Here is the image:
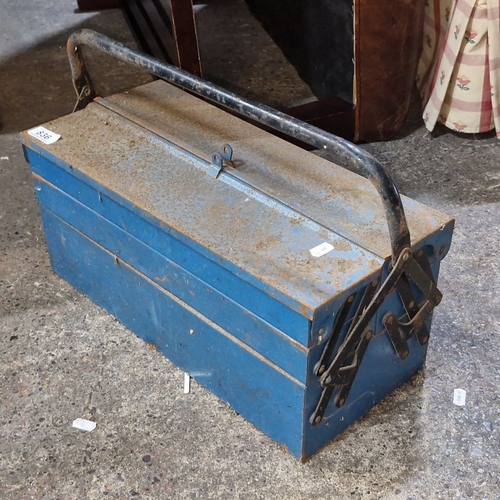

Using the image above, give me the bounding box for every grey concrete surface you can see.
[1,1,499,499]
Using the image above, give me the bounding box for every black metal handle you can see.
[67,29,411,261]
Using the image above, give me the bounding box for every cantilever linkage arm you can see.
[67,29,411,263]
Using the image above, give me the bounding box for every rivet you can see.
[386,315,394,325]
[365,330,372,340]
[318,365,325,375]
[325,376,332,384]
[348,295,354,303]
[409,301,415,309]
[319,328,325,335]
[372,279,378,287]
[422,335,429,343]
[439,246,446,256]
[318,335,323,342]
[338,398,345,407]
[401,350,409,359]
[314,416,322,424]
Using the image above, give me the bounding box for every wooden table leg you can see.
[119,0,201,77]
[170,0,202,77]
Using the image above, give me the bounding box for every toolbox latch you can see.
[210,144,235,179]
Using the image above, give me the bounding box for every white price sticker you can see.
[28,126,61,145]
[453,388,466,406]
[72,418,97,432]
[184,373,191,394]
[309,242,334,257]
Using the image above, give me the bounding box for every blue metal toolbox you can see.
[21,31,454,461]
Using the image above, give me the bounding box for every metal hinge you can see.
[310,246,442,426]
[210,144,235,179]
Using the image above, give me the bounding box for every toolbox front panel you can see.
[41,207,306,458]
[33,174,308,382]
[25,146,311,346]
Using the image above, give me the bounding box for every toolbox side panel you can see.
[40,208,306,458]
[302,256,449,459]
[303,331,427,459]
[34,175,308,382]
[26,147,311,345]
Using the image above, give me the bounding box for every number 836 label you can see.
[27,126,61,145]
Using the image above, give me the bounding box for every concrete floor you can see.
[1,1,499,499]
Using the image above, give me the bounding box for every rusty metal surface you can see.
[66,29,413,262]
[98,80,453,259]
[20,105,386,318]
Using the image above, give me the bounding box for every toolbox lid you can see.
[21,81,453,319]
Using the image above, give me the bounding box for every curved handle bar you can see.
[67,29,411,261]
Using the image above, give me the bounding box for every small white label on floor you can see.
[453,388,466,406]
[72,418,97,432]
[28,126,61,145]
[309,242,334,257]
[184,373,191,394]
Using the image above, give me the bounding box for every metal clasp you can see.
[210,144,235,179]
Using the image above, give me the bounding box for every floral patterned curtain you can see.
[417,0,500,136]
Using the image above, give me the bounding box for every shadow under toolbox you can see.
[21,30,454,461]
